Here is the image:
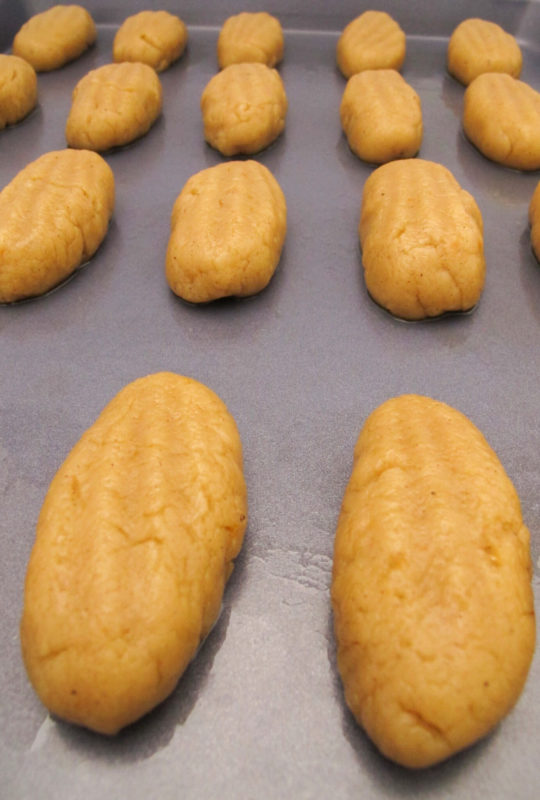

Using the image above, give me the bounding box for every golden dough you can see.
[0,54,37,129]
[332,394,535,768]
[12,5,96,72]
[0,150,114,303]
[217,12,284,68]
[113,10,188,72]
[166,161,287,302]
[21,372,247,735]
[201,62,287,156]
[528,181,540,261]
[448,18,522,85]
[66,62,162,151]
[337,11,406,79]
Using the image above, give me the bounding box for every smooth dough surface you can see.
[528,181,540,261]
[66,62,162,151]
[113,10,188,72]
[201,62,287,156]
[166,160,287,302]
[359,159,485,319]
[0,54,37,129]
[21,372,247,735]
[337,11,406,79]
[463,72,540,170]
[447,18,522,85]
[332,394,535,768]
[340,69,422,164]
[12,5,96,72]
[217,12,284,68]
[0,149,114,303]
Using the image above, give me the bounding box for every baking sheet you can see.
[1,1,539,798]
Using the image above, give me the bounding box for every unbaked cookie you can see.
[337,11,406,79]
[448,18,522,85]
[217,12,284,68]
[113,10,188,72]
[0,54,37,130]
[12,4,96,72]
[528,181,540,261]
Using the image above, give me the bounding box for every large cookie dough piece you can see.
[359,159,485,319]
[166,161,287,302]
[12,5,96,72]
[66,62,162,151]
[337,11,406,79]
[113,10,188,72]
[463,73,540,170]
[201,62,287,156]
[448,18,522,86]
[21,372,247,735]
[332,394,535,768]
[0,54,37,129]
[0,150,114,303]
[217,11,284,68]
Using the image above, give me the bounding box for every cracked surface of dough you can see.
[448,18,522,86]
[217,12,284,68]
[65,62,162,151]
[332,394,535,769]
[0,54,37,130]
[337,11,406,79]
[113,10,188,72]
[21,372,247,735]
[359,159,485,319]
[12,5,96,72]
[0,149,114,303]
[463,73,540,170]
[166,160,286,302]
[201,62,287,156]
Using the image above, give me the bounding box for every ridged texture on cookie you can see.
[332,394,535,768]
[337,11,406,79]
[21,372,247,735]
[359,159,485,319]
[0,54,37,129]
[113,10,188,72]
[217,12,284,68]
[0,149,114,303]
[12,5,96,72]
[448,18,522,85]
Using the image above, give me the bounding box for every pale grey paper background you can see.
[1,1,539,797]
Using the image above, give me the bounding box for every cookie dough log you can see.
[21,372,247,735]
[0,54,37,129]
[166,161,286,302]
[337,11,406,79]
[340,70,422,164]
[0,150,114,303]
[332,394,535,769]
[113,10,188,72]
[12,5,96,72]
[217,12,284,68]
[201,62,287,156]
[448,18,522,85]
[463,73,540,170]
[359,159,485,319]
[66,62,162,151]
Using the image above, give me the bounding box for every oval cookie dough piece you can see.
[12,5,96,72]
[448,18,522,86]
[463,73,540,170]
[21,372,247,735]
[332,394,535,769]
[340,69,422,164]
[337,11,406,79]
[217,11,284,68]
[166,161,286,303]
[66,62,162,151]
[201,62,287,156]
[0,149,114,303]
[528,181,540,261]
[359,159,485,319]
[0,54,37,130]
[113,10,188,72]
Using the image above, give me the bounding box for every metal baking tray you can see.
[2,1,539,797]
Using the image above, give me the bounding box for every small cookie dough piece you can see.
[21,372,247,735]
[66,62,162,151]
[337,11,406,79]
[528,181,540,261]
[463,73,540,170]
[448,18,522,85]
[12,5,96,72]
[332,394,535,768]
[340,69,422,164]
[166,161,286,302]
[359,159,485,319]
[201,62,287,156]
[0,54,37,129]
[113,10,188,72]
[217,12,284,68]
[0,149,114,303]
